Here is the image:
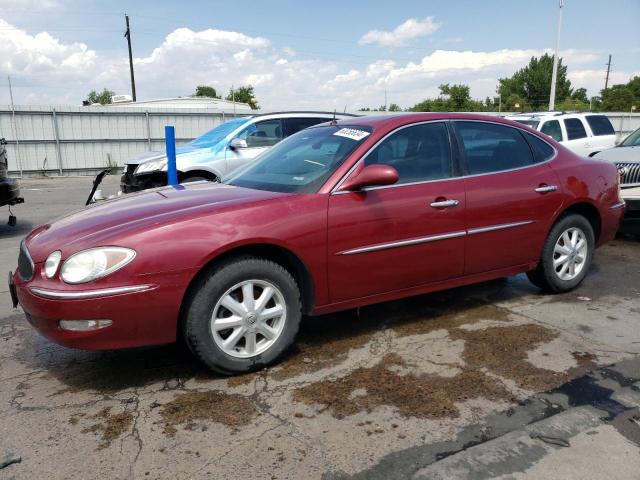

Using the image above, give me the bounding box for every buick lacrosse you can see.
[10,114,624,373]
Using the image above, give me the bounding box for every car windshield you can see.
[621,128,640,147]
[224,125,373,193]
[513,119,540,129]
[186,117,250,148]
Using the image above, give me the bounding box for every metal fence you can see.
[0,105,250,176]
[1,106,638,176]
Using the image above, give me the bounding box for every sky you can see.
[0,0,638,110]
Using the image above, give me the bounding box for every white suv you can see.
[505,112,616,157]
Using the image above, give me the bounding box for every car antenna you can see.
[330,109,337,125]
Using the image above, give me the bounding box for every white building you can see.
[105,95,254,113]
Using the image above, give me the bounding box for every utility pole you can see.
[124,14,136,102]
[604,54,612,90]
[549,0,563,111]
[7,75,23,176]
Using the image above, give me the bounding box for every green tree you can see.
[226,85,259,110]
[601,84,634,111]
[556,98,590,112]
[626,76,640,100]
[409,83,485,112]
[85,88,114,105]
[498,54,572,110]
[358,107,371,111]
[571,87,588,103]
[388,103,402,112]
[195,85,220,98]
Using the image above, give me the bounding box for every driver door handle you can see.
[430,199,459,208]
[535,185,558,193]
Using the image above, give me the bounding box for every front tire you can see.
[526,214,594,293]
[183,258,301,374]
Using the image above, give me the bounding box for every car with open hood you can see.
[10,113,624,374]
[120,111,356,193]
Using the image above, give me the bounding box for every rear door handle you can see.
[535,185,558,193]
[430,199,459,208]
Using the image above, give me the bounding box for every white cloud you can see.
[568,69,640,94]
[0,17,632,111]
[0,18,97,98]
[359,17,441,47]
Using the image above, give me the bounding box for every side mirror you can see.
[339,164,399,192]
[229,138,248,151]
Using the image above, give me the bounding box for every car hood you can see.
[127,140,229,167]
[593,146,640,163]
[25,183,288,261]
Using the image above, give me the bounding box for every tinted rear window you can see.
[456,121,534,174]
[586,115,615,136]
[564,118,587,140]
[523,132,555,163]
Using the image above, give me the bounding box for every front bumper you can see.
[620,189,640,234]
[10,267,192,351]
[120,165,168,193]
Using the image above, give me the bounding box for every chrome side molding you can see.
[339,231,467,255]
[467,220,535,236]
[338,220,535,256]
[29,284,153,299]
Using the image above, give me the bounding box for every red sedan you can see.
[10,113,624,373]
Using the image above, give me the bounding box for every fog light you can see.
[59,319,112,331]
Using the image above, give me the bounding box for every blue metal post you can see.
[165,125,178,186]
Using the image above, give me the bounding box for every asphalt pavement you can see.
[1,176,639,480]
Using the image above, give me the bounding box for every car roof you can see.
[333,112,536,130]
[505,112,603,120]
[251,111,359,120]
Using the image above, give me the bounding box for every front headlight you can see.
[61,247,136,284]
[134,159,167,174]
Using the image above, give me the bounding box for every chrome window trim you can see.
[330,119,558,195]
[29,284,152,299]
[338,220,534,256]
[330,119,453,194]
[467,220,534,235]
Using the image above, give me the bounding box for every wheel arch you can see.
[553,201,602,243]
[178,169,219,182]
[178,242,316,336]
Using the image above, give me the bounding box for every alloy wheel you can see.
[553,227,588,281]
[210,279,287,358]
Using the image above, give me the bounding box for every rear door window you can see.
[284,117,329,137]
[540,120,563,142]
[585,115,615,136]
[456,121,534,175]
[564,118,588,140]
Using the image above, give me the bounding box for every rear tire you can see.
[183,258,301,374]
[526,214,594,293]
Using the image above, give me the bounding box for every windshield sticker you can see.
[333,128,370,141]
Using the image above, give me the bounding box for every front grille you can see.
[18,241,34,281]
[617,162,640,187]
